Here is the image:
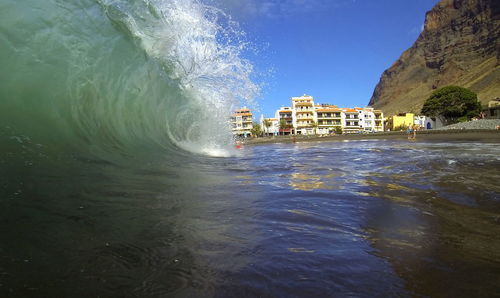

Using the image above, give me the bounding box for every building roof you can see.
[232,112,252,117]
[235,108,250,112]
[316,108,341,112]
[292,95,313,100]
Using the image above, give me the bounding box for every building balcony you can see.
[296,123,312,127]
[318,125,341,127]
[317,113,341,118]
[319,123,341,126]
[317,117,342,120]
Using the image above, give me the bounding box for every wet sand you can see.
[243,129,500,145]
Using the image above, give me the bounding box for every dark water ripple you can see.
[1,139,500,297]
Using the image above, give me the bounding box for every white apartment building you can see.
[357,107,384,132]
[275,106,294,135]
[260,115,280,136]
[343,108,361,134]
[271,95,384,135]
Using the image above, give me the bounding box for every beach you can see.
[243,129,500,145]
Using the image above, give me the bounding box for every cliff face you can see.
[369,0,499,116]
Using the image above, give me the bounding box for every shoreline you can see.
[241,129,500,145]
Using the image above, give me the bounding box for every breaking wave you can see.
[0,0,258,160]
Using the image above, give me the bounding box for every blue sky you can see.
[216,0,440,118]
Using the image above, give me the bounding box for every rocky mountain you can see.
[369,0,499,116]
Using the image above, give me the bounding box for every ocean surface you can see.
[2,139,500,297]
[1,0,500,297]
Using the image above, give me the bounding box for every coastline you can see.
[242,129,500,145]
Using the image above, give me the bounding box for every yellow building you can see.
[388,113,414,130]
[231,107,253,137]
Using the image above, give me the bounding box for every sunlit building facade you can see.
[260,115,280,136]
[374,110,384,132]
[386,113,414,131]
[342,108,361,134]
[292,95,316,135]
[231,107,253,137]
[269,95,385,135]
[315,104,342,134]
[276,107,294,135]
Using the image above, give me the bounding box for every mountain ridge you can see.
[368,0,500,116]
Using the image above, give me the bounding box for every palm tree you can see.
[263,119,272,136]
[279,119,288,135]
[311,121,319,135]
[251,123,263,137]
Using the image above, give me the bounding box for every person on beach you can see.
[407,125,414,140]
[412,124,417,140]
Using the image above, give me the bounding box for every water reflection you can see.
[289,172,338,191]
[243,139,500,297]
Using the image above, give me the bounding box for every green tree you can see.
[251,123,263,137]
[279,119,290,135]
[263,119,272,135]
[333,126,343,135]
[421,86,482,125]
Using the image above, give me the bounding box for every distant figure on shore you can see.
[407,125,418,140]
[407,126,414,140]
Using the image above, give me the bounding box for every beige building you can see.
[485,98,500,119]
[292,95,316,135]
[231,107,253,137]
[315,105,342,134]
[374,110,384,131]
